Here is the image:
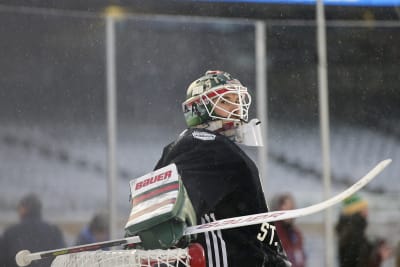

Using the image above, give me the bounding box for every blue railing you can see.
[190,0,400,7]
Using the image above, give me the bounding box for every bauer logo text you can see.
[135,170,172,190]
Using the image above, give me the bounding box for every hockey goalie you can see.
[124,70,291,267]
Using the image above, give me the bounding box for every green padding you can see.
[125,177,196,249]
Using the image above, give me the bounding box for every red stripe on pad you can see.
[128,198,177,222]
[132,182,179,206]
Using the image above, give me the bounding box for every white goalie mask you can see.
[182,70,263,147]
[183,70,251,127]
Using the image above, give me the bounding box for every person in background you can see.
[75,212,109,246]
[0,193,66,267]
[271,193,306,267]
[335,194,392,267]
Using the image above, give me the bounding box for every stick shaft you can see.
[24,236,141,262]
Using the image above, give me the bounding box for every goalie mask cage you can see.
[50,243,206,267]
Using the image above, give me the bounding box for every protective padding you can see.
[124,164,196,249]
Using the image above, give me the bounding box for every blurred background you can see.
[0,1,399,266]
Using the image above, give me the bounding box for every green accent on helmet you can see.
[185,70,233,100]
[183,100,213,127]
[182,70,248,127]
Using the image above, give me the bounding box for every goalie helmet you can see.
[182,70,251,127]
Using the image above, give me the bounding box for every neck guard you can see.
[194,119,263,147]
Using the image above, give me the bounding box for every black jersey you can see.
[155,128,291,267]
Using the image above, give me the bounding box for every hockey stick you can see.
[16,158,391,266]
[184,158,392,235]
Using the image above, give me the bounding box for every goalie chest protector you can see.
[124,163,196,249]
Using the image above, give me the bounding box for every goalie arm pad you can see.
[124,164,196,249]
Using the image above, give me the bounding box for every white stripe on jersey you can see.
[202,213,228,267]
[210,213,228,267]
[202,216,214,267]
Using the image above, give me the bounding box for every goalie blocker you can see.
[125,164,197,249]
